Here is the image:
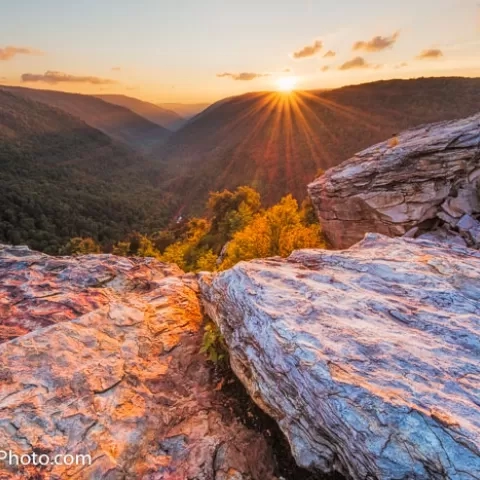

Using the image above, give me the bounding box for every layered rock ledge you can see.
[200,234,480,479]
[308,114,480,249]
[0,245,279,479]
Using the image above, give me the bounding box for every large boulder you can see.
[308,114,480,249]
[0,245,278,479]
[200,234,480,479]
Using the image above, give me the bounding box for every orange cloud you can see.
[321,66,330,72]
[292,40,323,59]
[416,49,443,59]
[21,71,118,85]
[339,56,382,70]
[353,32,400,52]
[111,66,122,72]
[217,72,270,81]
[323,50,336,58]
[0,46,44,61]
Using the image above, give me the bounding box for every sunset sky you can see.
[1,0,479,103]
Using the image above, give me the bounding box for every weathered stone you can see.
[417,229,468,248]
[308,114,480,249]
[0,246,278,479]
[200,234,480,480]
[457,214,480,247]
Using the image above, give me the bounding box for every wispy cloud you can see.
[216,72,270,81]
[339,56,382,70]
[320,66,330,72]
[0,46,44,61]
[292,40,323,59]
[353,32,400,52]
[394,62,408,69]
[21,70,118,85]
[416,48,443,59]
[323,50,336,58]
[111,66,122,72]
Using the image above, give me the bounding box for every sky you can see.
[1,0,479,103]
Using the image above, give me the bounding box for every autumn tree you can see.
[220,195,325,269]
[61,237,101,255]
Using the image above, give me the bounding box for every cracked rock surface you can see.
[200,234,480,480]
[308,114,480,249]
[0,245,278,479]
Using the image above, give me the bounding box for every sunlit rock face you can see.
[0,245,278,479]
[200,234,480,480]
[308,114,480,249]
[0,245,182,343]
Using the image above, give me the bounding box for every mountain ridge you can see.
[158,77,480,214]
[96,94,184,130]
[1,85,170,153]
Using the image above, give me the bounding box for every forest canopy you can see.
[64,186,327,272]
[0,90,173,253]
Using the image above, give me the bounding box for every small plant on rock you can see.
[200,320,227,364]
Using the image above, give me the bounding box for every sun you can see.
[276,76,297,92]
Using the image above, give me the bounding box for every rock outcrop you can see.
[200,234,480,479]
[0,245,278,479]
[308,114,480,249]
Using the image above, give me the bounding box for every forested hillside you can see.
[159,77,480,213]
[96,94,183,130]
[0,90,173,253]
[2,86,170,153]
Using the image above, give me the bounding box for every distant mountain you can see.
[2,86,170,153]
[96,94,183,130]
[0,89,173,253]
[159,77,480,213]
[157,102,211,119]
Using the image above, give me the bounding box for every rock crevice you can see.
[200,234,480,480]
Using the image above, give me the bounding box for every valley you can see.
[1,77,480,255]
[0,89,173,253]
[159,77,480,213]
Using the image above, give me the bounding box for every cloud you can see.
[321,66,330,72]
[416,48,443,59]
[21,70,118,85]
[111,66,121,72]
[283,68,291,72]
[323,50,336,58]
[292,40,323,59]
[353,32,400,52]
[216,72,270,81]
[0,46,44,61]
[339,56,382,70]
[394,62,408,69]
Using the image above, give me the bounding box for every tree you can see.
[208,186,261,239]
[196,250,218,271]
[220,195,325,269]
[112,242,130,256]
[61,237,101,255]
